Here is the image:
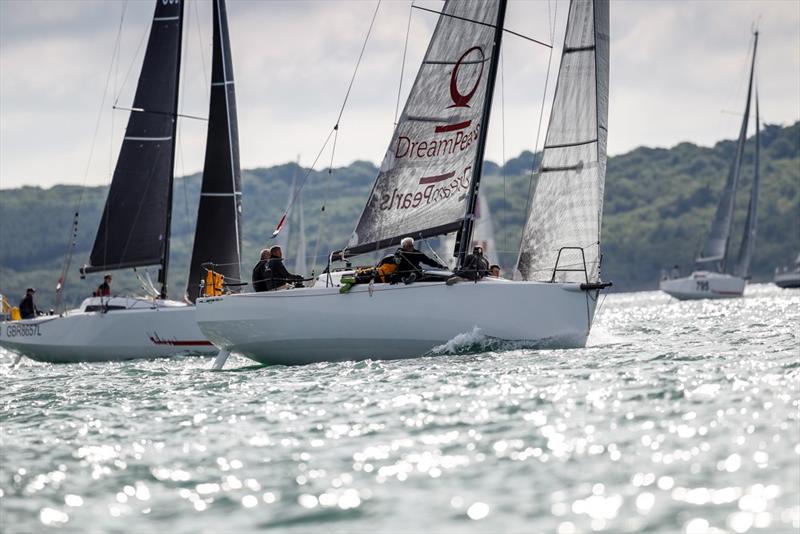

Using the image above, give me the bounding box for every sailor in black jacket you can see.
[19,288,39,319]
[394,237,446,282]
[266,246,303,290]
[252,248,271,292]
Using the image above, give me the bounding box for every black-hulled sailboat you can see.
[197,0,612,367]
[0,0,242,362]
[660,31,760,300]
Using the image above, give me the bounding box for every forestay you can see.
[84,0,183,274]
[696,33,757,268]
[345,0,502,256]
[186,0,242,302]
[516,0,609,283]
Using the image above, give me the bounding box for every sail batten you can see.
[696,34,757,269]
[186,0,242,303]
[84,0,183,276]
[343,0,504,257]
[515,0,609,283]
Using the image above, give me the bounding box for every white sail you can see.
[345,0,503,256]
[294,190,308,276]
[516,0,609,283]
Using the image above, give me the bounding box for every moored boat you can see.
[198,0,612,367]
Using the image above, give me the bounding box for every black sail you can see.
[84,0,183,274]
[186,0,242,302]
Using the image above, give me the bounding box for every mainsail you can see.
[84,0,183,279]
[186,0,242,303]
[734,93,760,279]
[343,0,504,257]
[516,0,609,283]
[696,33,758,269]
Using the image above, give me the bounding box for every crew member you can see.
[96,274,112,297]
[394,237,446,284]
[266,245,304,290]
[454,245,490,281]
[252,248,271,292]
[19,288,39,319]
[489,264,501,278]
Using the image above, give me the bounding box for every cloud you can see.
[1,0,798,189]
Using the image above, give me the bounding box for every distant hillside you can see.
[1,122,798,309]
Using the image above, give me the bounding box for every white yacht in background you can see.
[0,0,242,362]
[661,31,760,301]
[774,254,800,289]
[199,0,612,367]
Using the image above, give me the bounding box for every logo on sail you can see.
[448,46,484,109]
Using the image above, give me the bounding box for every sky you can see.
[0,0,798,190]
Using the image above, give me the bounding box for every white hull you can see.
[0,297,215,363]
[196,276,601,366]
[774,271,800,289]
[659,271,745,300]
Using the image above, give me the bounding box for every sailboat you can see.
[774,254,800,289]
[198,0,611,366]
[0,0,242,363]
[660,31,760,300]
[276,163,309,276]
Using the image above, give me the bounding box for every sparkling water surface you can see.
[1,284,798,533]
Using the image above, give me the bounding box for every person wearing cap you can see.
[19,288,39,319]
[450,245,490,283]
[394,237,446,284]
[95,274,112,297]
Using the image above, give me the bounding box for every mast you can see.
[158,0,185,300]
[734,86,760,279]
[457,0,508,267]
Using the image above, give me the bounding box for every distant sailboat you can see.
[0,0,243,362]
[774,253,800,289]
[276,162,308,276]
[440,193,499,269]
[660,31,760,300]
[198,0,612,367]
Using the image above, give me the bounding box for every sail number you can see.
[4,323,41,337]
[695,281,709,291]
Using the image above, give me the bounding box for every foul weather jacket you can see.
[394,248,446,276]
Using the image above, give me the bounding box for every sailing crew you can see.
[19,288,39,319]
[455,245,490,281]
[252,248,271,292]
[489,264,501,278]
[95,274,112,297]
[266,246,304,290]
[394,237,446,284]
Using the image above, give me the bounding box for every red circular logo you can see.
[448,46,484,109]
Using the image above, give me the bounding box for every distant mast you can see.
[734,89,760,279]
[696,32,758,272]
[186,0,243,303]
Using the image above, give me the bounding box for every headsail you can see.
[696,33,758,269]
[83,0,183,276]
[186,0,242,303]
[734,92,760,279]
[516,0,609,283]
[343,0,504,257]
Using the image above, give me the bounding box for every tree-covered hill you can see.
[1,122,798,310]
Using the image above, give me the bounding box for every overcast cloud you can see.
[1,0,798,189]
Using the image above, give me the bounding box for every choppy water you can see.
[1,284,798,533]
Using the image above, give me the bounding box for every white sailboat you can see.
[276,163,309,276]
[660,32,760,301]
[774,254,800,289]
[199,0,611,367]
[0,0,243,363]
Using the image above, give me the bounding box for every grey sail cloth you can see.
[734,94,760,279]
[84,0,183,274]
[516,0,609,283]
[186,0,243,303]
[344,0,502,257]
[696,34,758,268]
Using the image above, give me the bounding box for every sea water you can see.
[1,284,798,533]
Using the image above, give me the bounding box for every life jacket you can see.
[375,255,398,283]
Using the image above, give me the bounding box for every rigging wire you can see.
[393,1,414,127]
[500,44,508,266]
[55,1,128,311]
